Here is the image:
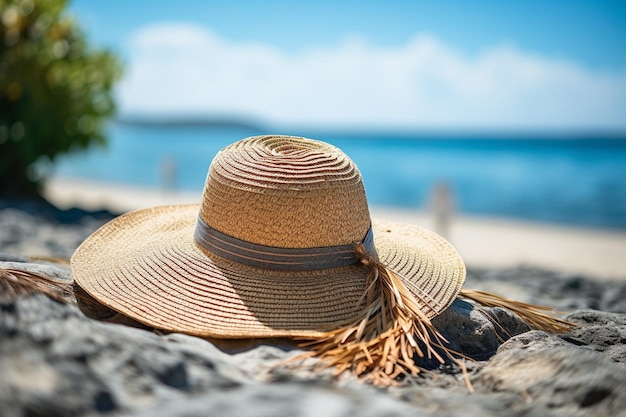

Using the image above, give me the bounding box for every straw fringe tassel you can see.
[295,248,575,389]
[295,244,470,388]
[459,289,575,334]
[0,267,75,304]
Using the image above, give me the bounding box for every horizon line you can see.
[114,114,626,139]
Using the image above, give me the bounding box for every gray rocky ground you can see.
[1,205,625,417]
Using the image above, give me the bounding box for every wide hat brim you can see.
[71,204,466,338]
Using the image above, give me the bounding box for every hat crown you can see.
[198,135,371,248]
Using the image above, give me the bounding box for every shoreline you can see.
[43,176,626,281]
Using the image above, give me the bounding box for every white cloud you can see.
[118,22,626,130]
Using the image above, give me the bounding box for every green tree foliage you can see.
[0,0,121,197]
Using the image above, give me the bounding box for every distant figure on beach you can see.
[429,180,455,240]
[160,155,178,193]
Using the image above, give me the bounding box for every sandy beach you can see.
[44,176,626,281]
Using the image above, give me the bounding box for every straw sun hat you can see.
[69,135,572,385]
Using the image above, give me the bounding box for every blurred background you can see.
[2,0,626,231]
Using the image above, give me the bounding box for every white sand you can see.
[44,176,626,281]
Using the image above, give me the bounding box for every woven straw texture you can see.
[71,135,466,338]
[199,135,370,247]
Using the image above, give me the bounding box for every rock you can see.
[3,272,625,417]
[561,310,626,365]
[476,344,626,417]
[0,253,29,263]
[2,273,626,417]
[0,292,440,417]
[0,204,112,259]
[126,382,422,417]
[496,330,571,353]
[466,266,626,313]
[0,294,246,417]
[2,204,626,416]
[433,300,531,361]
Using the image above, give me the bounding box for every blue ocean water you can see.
[54,123,626,230]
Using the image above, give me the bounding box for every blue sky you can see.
[69,0,626,131]
[71,0,626,70]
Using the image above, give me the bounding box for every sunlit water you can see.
[53,124,626,229]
